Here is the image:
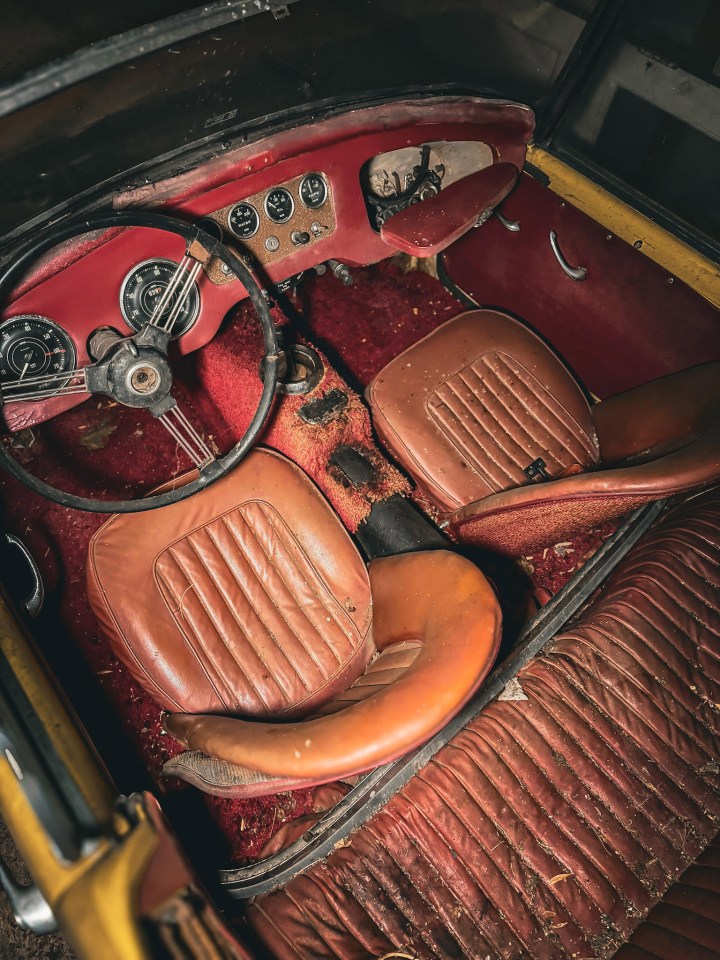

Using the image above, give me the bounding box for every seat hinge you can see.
[524,457,551,482]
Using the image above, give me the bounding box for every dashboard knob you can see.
[291,230,311,246]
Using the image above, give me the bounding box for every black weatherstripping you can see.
[218,498,668,897]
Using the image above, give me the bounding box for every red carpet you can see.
[0,260,606,863]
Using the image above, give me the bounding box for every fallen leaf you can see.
[80,420,117,450]
[548,872,573,885]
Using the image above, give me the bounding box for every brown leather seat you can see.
[367,310,720,554]
[86,449,501,797]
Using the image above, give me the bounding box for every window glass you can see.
[555,0,720,245]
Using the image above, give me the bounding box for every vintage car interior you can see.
[0,2,718,959]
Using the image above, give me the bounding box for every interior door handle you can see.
[549,230,587,281]
[4,535,44,617]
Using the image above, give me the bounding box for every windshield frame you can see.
[0,0,626,250]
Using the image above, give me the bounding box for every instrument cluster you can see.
[210,171,335,265]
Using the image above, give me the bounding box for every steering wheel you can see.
[0,211,282,513]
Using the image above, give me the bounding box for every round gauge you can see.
[264,187,294,224]
[0,315,76,394]
[120,258,200,336]
[227,202,260,240]
[299,173,328,209]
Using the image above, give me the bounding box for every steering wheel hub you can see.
[104,340,173,408]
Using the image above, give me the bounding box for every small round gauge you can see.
[264,187,294,224]
[0,315,76,394]
[299,173,328,209]
[120,258,200,336]
[227,202,260,240]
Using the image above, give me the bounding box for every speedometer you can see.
[120,258,200,336]
[0,315,76,394]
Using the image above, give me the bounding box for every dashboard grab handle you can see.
[380,162,518,257]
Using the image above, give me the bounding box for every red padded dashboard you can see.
[2,97,533,430]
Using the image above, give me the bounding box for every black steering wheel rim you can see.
[0,210,281,512]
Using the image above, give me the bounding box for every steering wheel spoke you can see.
[147,253,203,335]
[153,397,216,469]
[1,366,91,405]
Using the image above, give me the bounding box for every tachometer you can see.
[299,173,328,209]
[120,258,200,336]
[0,315,76,395]
[264,187,294,224]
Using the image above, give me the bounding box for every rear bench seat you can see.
[246,488,720,960]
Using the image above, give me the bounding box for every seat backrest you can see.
[593,361,720,466]
[87,450,374,717]
[367,310,600,513]
[450,365,720,555]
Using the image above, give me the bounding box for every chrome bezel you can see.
[299,172,328,209]
[226,201,260,239]
[263,187,294,224]
[0,313,77,390]
[119,258,201,336]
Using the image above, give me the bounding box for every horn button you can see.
[105,340,173,409]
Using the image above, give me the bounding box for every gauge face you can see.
[120,258,200,336]
[227,202,260,239]
[0,315,76,394]
[264,187,294,224]
[299,173,328,209]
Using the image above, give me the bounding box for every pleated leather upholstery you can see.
[87,450,373,715]
[313,641,422,718]
[247,488,720,960]
[154,500,368,715]
[614,833,720,960]
[427,349,598,494]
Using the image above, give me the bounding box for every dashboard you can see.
[0,97,533,432]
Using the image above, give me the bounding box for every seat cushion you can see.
[87,450,373,716]
[367,310,599,513]
[247,488,720,960]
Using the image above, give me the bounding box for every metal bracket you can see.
[549,230,587,280]
[269,1,291,16]
[523,457,551,482]
[0,855,57,935]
